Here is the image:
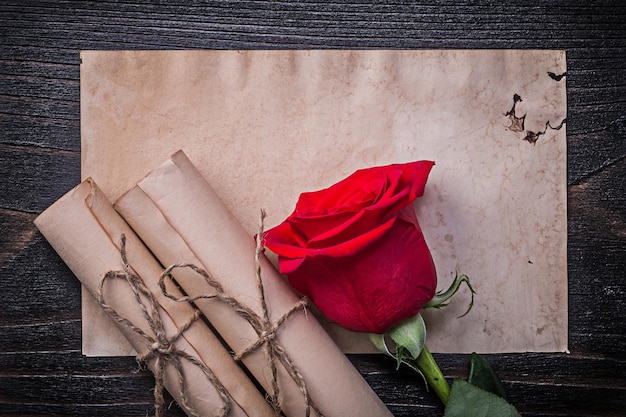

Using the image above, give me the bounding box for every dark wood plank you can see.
[0,209,36,265]
[568,157,626,357]
[355,353,626,417]
[0,145,80,213]
[0,404,183,417]
[1,1,625,416]
[0,234,81,327]
[0,114,80,151]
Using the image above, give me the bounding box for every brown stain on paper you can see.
[505,93,567,145]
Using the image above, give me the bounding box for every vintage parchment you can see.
[80,50,568,354]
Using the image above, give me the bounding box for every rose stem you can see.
[415,345,450,405]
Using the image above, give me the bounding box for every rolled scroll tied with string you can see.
[34,179,275,417]
[115,150,394,417]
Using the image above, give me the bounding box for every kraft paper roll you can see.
[35,178,275,417]
[115,150,393,417]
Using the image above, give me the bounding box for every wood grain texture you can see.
[1,1,625,416]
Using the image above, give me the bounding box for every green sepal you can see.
[388,313,426,360]
[369,320,427,382]
[370,317,451,405]
[369,333,390,356]
[423,272,476,317]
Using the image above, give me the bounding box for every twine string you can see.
[97,235,231,417]
[159,210,325,417]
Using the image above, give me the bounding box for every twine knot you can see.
[159,210,324,417]
[98,235,231,417]
[149,341,174,356]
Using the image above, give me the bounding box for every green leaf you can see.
[468,353,508,400]
[444,379,521,417]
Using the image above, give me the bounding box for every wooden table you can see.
[1,2,625,416]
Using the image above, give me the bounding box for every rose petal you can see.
[266,218,397,272]
[286,217,437,333]
[275,161,434,247]
[293,161,432,218]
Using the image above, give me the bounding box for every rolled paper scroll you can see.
[115,150,394,417]
[34,179,275,417]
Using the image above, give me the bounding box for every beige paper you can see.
[115,151,393,417]
[34,179,275,417]
[81,50,568,354]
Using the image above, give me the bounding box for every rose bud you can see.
[263,161,437,334]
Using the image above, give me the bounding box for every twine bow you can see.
[97,235,231,417]
[159,210,324,417]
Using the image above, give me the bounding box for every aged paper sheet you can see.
[80,50,567,354]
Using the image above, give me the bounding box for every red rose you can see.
[263,161,437,334]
